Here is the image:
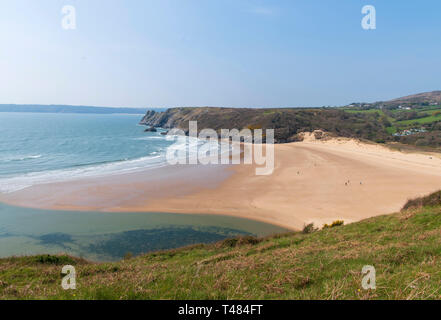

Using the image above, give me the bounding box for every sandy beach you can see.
[2,134,441,230]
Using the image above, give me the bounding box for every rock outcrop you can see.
[144,126,157,132]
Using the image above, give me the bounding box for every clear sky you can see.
[1,0,441,108]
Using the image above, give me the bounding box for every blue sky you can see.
[1,0,441,108]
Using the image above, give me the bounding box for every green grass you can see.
[396,114,441,126]
[343,109,384,115]
[343,105,441,129]
[418,105,441,113]
[1,203,441,300]
[389,105,441,127]
[386,126,397,134]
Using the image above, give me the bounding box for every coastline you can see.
[2,135,441,230]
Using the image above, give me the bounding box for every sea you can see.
[0,112,287,261]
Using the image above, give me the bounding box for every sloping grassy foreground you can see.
[1,203,440,300]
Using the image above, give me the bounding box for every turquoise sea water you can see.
[0,113,287,261]
[0,113,173,192]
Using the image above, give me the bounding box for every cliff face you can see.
[139,106,389,143]
[139,108,212,129]
[140,107,267,129]
[139,107,301,142]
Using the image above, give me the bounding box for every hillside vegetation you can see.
[140,91,441,147]
[1,191,441,300]
[140,107,391,143]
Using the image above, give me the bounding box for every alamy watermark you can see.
[61,5,76,30]
[59,5,375,31]
[362,5,376,30]
[164,121,275,175]
[61,265,76,290]
[361,265,376,290]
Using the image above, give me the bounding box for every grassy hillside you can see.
[384,91,441,107]
[140,107,392,143]
[345,104,441,147]
[1,195,441,300]
[139,91,441,147]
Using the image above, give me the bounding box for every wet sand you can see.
[2,134,441,230]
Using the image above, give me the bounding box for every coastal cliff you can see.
[139,107,388,143]
[139,90,441,147]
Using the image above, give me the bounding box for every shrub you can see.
[323,220,345,229]
[220,236,261,248]
[34,255,76,265]
[402,190,441,210]
[331,220,345,227]
[314,131,324,140]
[302,223,317,234]
[221,238,239,248]
[246,124,262,130]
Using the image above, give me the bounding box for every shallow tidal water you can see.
[0,203,288,261]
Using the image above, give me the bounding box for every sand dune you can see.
[2,134,441,230]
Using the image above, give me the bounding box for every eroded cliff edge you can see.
[139,107,389,143]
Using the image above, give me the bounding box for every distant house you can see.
[393,127,427,137]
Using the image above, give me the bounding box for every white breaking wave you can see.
[0,135,233,194]
[0,155,42,163]
[0,153,167,194]
[132,136,164,140]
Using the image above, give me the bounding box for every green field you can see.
[1,192,441,300]
[396,114,441,126]
[386,126,397,134]
[344,105,441,133]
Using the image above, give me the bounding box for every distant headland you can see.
[0,104,166,115]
